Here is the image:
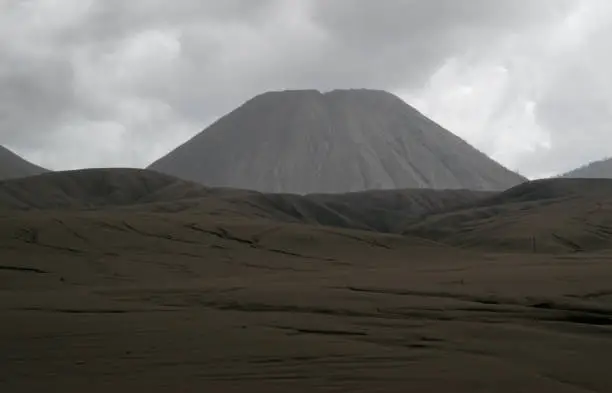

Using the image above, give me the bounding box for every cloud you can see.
[0,0,609,178]
[398,0,612,177]
[531,1,612,175]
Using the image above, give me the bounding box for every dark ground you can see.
[2,172,612,392]
[2,211,612,392]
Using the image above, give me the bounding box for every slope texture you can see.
[149,89,525,193]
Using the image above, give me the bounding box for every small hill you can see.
[149,89,525,193]
[404,178,612,253]
[4,168,612,254]
[0,145,48,180]
[0,168,212,210]
[562,157,612,179]
[304,188,491,233]
[0,168,489,233]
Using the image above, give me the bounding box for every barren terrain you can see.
[2,171,612,392]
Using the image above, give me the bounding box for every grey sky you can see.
[0,0,610,178]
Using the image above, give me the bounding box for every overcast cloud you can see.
[0,0,610,178]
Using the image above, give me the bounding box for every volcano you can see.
[149,89,525,193]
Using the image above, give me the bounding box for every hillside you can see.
[7,169,612,255]
[7,170,612,254]
[0,168,489,232]
[0,168,214,210]
[0,145,48,180]
[405,178,612,253]
[149,89,525,193]
[563,157,612,178]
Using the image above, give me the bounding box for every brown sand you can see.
[2,209,612,392]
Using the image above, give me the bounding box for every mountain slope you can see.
[0,168,489,233]
[404,178,612,253]
[562,157,612,178]
[0,168,222,210]
[0,145,48,180]
[4,168,612,254]
[149,89,525,193]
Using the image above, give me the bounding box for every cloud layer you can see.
[0,0,610,177]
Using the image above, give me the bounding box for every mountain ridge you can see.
[0,168,489,233]
[3,167,612,254]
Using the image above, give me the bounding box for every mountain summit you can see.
[149,89,525,193]
[0,145,48,180]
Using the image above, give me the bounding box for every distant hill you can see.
[562,157,612,179]
[149,89,525,193]
[4,168,612,254]
[0,145,48,180]
[0,168,489,233]
[0,168,214,210]
[404,178,612,253]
